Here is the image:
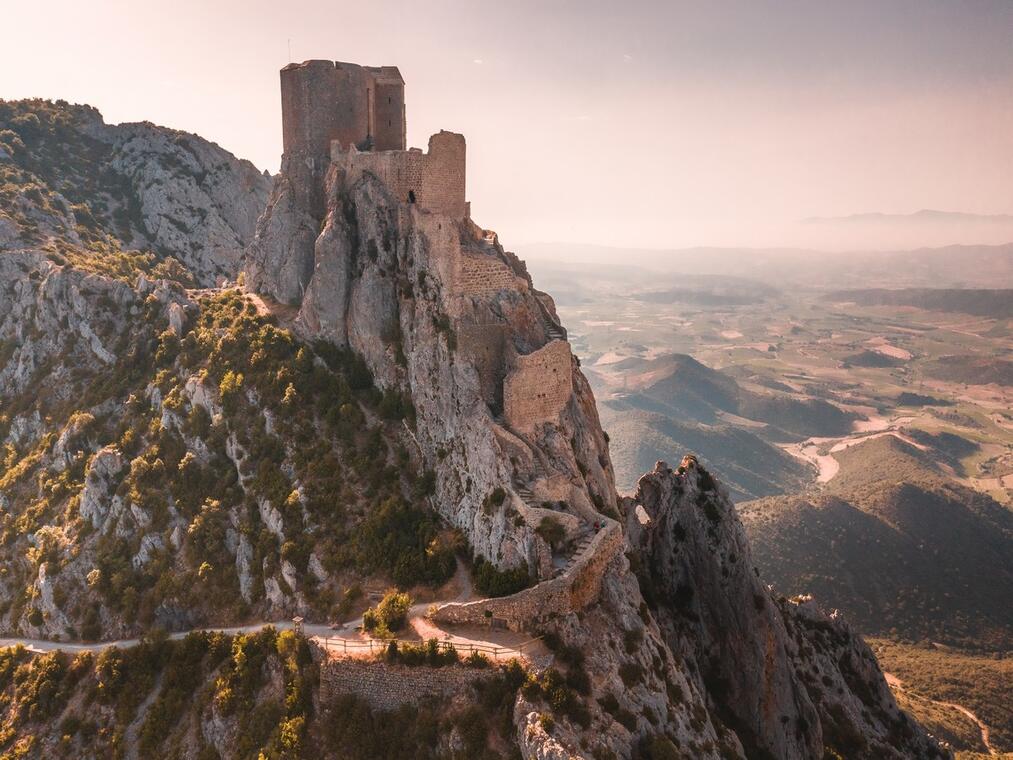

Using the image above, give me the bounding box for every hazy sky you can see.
[3,0,1012,250]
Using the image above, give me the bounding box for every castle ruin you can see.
[279,59,572,433]
[280,59,466,220]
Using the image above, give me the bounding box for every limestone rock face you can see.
[0,252,139,412]
[624,461,948,760]
[80,446,127,531]
[1,102,270,287]
[243,146,944,760]
[779,597,945,760]
[83,113,272,286]
[244,164,318,303]
[245,165,617,570]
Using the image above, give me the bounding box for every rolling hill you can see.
[592,353,856,497]
[740,436,1013,648]
[598,401,810,500]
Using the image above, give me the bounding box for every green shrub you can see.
[472,556,530,598]
[536,516,566,549]
[363,590,412,635]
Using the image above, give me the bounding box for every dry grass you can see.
[869,638,1013,754]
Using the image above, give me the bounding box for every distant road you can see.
[884,672,996,756]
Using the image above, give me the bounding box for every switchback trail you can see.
[885,672,996,755]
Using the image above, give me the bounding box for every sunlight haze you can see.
[3,0,1012,251]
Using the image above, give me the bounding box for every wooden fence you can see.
[317,635,541,660]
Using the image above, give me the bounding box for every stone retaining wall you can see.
[432,520,624,632]
[318,657,495,711]
[503,340,574,433]
[457,252,522,296]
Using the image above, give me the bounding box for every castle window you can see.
[408,190,416,203]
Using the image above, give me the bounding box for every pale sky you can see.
[3,0,1012,251]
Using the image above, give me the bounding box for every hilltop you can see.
[740,436,1013,648]
[0,98,270,286]
[0,92,946,760]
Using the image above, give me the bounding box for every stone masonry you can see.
[333,130,468,220]
[433,520,624,632]
[318,657,495,711]
[280,59,405,159]
[503,339,574,432]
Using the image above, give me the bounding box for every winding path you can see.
[884,672,996,755]
[0,564,543,663]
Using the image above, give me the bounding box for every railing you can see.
[317,635,541,660]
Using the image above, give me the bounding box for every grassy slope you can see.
[741,436,1013,647]
[869,638,1013,755]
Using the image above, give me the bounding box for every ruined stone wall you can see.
[458,323,509,408]
[421,131,466,219]
[334,131,467,221]
[432,521,624,632]
[318,657,494,710]
[503,340,574,432]
[339,148,423,205]
[457,253,521,297]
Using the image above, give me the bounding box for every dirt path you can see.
[0,613,537,663]
[885,672,996,755]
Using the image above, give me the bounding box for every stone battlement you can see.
[333,130,468,221]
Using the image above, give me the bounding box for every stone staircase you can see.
[546,322,565,341]
[553,522,595,578]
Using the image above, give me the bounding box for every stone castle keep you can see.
[280,60,467,221]
[278,59,573,435]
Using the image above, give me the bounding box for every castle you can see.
[279,60,571,434]
[280,60,467,220]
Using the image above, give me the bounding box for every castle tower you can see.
[365,66,406,151]
[280,60,405,161]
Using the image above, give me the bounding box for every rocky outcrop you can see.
[242,135,945,759]
[1,101,271,286]
[624,460,947,760]
[245,162,616,576]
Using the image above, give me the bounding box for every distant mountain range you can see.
[804,209,1013,224]
[830,288,1013,319]
[522,241,1013,289]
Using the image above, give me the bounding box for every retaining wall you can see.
[318,657,495,711]
[432,520,624,632]
[503,340,574,432]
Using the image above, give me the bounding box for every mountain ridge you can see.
[0,97,947,759]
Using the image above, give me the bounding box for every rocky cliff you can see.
[246,152,616,576]
[0,99,270,286]
[0,99,947,759]
[243,139,947,759]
